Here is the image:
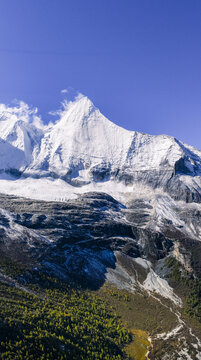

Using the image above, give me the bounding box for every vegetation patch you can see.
[0,254,30,278]
[97,285,177,336]
[165,256,201,336]
[124,329,150,360]
[2,256,200,359]
[0,279,132,360]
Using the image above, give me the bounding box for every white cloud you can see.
[0,101,38,123]
[0,90,86,129]
[49,91,85,119]
[61,89,68,94]
[0,100,50,130]
[74,92,84,101]
[32,115,46,129]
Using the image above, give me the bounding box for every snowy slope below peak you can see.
[0,138,26,171]
[0,175,200,243]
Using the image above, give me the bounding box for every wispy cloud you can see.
[49,91,85,118]
[61,89,68,94]
[74,92,84,101]
[0,100,49,130]
[0,90,86,129]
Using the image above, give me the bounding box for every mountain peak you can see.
[74,94,94,108]
[58,95,96,128]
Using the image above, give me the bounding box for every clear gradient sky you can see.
[0,0,201,149]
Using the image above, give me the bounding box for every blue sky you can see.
[0,0,201,149]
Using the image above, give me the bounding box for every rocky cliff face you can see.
[0,190,200,289]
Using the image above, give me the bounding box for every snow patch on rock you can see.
[143,268,182,306]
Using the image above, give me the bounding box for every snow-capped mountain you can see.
[1,96,201,359]
[0,95,200,204]
[29,96,199,177]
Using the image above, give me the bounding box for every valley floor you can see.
[0,267,201,360]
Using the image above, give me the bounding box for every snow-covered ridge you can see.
[0,95,201,202]
[26,96,201,178]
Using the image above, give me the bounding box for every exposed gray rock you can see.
[0,191,201,287]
